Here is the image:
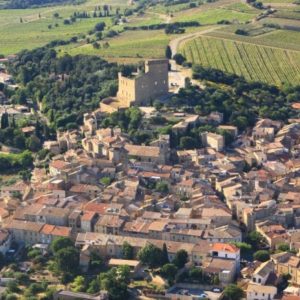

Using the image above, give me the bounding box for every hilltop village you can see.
[1,58,300,300]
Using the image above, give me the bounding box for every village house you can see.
[247,283,277,300]
[201,132,225,151]
[271,252,300,286]
[5,220,72,246]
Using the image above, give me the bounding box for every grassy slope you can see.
[0,0,127,55]
[172,7,256,24]
[57,29,170,59]
[206,28,300,50]
[180,34,300,86]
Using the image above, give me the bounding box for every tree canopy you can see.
[137,244,164,268]
[223,284,244,300]
[8,48,119,131]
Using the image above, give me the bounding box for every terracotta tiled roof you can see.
[211,243,239,253]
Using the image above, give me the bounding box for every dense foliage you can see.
[8,48,119,130]
[3,0,84,9]
[167,65,300,130]
[0,151,33,172]
[223,284,245,300]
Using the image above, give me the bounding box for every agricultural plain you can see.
[180,35,300,86]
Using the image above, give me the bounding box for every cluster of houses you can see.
[1,110,300,299]
[2,59,300,299]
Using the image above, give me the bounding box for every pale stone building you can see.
[101,59,169,112]
[201,132,225,151]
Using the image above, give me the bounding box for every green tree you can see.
[232,242,252,259]
[87,279,100,294]
[122,242,134,260]
[277,243,290,252]
[162,243,169,265]
[173,53,186,65]
[7,281,20,294]
[15,272,30,285]
[5,294,18,300]
[189,267,203,281]
[100,266,130,300]
[179,136,197,149]
[155,181,169,193]
[246,231,264,250]
[19,170,32,182]
[71,276,86,292]
[173,249,188,268]
[165,46,172,59]
[43,287,57,300]
[55,247,79,274]
[1,112,9,129]
[50,237,74,254]
[26,135,41,152]
[89,251,103,271]
[223,284,244,300]
[138,244,163,268]
[253,250,270,262]
[99,177,111,186]
[161,263,178,284]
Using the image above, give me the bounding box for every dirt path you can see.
[168,26,222,88]
[149,11,171,23]
[169,25,223,55]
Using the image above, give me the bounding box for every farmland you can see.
[172,7,256,24]
[0,0,129,55]
[0,0,264,57]
[0,0,299,89]
[57,29,171,61]
[180,35,300,86]
[204,27,300,51]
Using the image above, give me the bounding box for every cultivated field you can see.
[57,29,171,60]
[204,28,300,51]
[180,35,300,85]
[172,7,256,24]
[0,0,128,55]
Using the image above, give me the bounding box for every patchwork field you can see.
[180,35,300,86]
[0,0,129,55]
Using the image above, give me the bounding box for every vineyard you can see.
[180,35,300,86]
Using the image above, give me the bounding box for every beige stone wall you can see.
[117,59,169,107]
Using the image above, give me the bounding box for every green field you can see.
[0,0,129,55]
[223,2,260,13]
[57,29,171,61]
[173,7,256,24]
[180,35,300,85]
[205,27,300,51]
[273,9,300,20]
[259,16,300,27]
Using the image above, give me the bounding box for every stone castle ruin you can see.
[100,59,169,113]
